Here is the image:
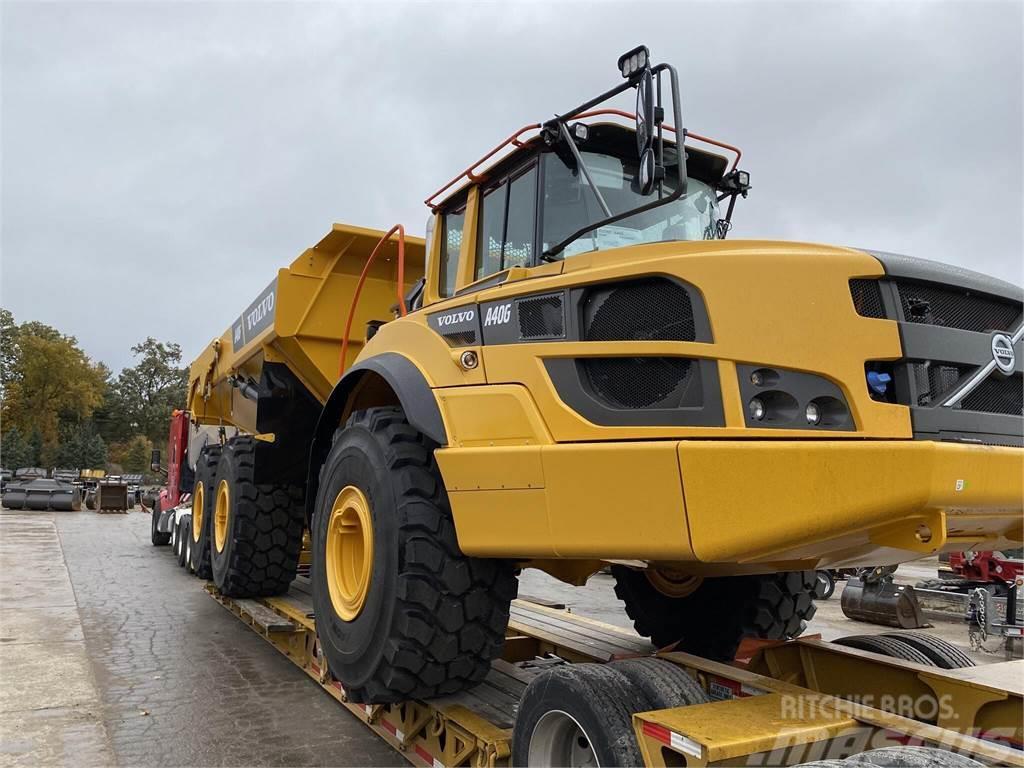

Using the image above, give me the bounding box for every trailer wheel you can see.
[513,662,653,767]
[210,437,304,597]
[833,634,935,666]
[184,521,193,572]
[176,520,189,567]
[311,406,517,703]
[189,446,221,579]
[879,631,975,669]
[817,570,836,599]
[609,657,709,708]
[150,502,171,546]
[846,746,984,767]
[612,567,820,660]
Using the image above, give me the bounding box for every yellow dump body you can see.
[187,224,425,431]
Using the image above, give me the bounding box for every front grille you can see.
[898,281,1022,332]
[961,374,1023,416]
[518,294,564,339]
[580,357,694,409]
[850,279,886,319]
[909,362,972,407]
[583,278,695,342]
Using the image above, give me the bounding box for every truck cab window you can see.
[475,164,538,281]
[439,207,465,298]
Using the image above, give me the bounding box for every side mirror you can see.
[635,68,654,157]
[150,449,161,472]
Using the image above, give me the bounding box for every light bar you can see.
[618,45,650,78]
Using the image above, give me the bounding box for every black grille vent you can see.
[910,362,972,407]
[441,330,476,347]
[898,281,1022,332]
[518,293,564,340]
[961,374,1023,416]
[850,279,886,319]
[580,357,695,409]
[583,278,695,342]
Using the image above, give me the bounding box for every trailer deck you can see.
[207,581,1024,767]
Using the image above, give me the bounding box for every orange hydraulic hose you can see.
[338,224,406,377]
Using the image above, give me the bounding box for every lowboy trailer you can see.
[195,574,1023,767]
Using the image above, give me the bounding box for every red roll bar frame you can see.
[423,109,742,211]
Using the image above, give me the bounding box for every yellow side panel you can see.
[435,446,544,491]
[541,442,692,559]
[441,442,691,560]
[446,489,555,557]
[679,441,1024,565]
[435,384,551,447]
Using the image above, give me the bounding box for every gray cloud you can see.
[2,1,1021,372]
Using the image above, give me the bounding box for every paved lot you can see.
[0,509,398,767]
[0,507,1002,767]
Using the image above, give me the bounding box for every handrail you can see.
[423,109,742,211]
[338,224,406,377]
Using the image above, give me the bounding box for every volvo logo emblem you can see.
[991,333,1015,374]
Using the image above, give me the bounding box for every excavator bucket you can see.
[841,575,928,629]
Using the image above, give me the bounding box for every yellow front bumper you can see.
[439,439,1023,571]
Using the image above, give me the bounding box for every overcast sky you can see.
[2,1,1022,373]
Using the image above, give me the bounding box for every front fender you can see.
[304,352,446,522]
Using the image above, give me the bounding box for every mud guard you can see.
[304,353,447,523]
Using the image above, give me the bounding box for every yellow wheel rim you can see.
[192,482,204,542]
[325,486,374,621]
[646,568,703,598]
[214,479,230,553]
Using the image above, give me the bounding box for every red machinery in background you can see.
[944,550,1024,595]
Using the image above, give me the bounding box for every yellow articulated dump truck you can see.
[177,45,1023,705]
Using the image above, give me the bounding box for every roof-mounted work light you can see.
[618,45,650,78]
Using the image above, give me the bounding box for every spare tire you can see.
[513,663,654,767]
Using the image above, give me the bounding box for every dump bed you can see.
[187,223,425,432]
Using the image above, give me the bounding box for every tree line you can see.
[0,307,187,477]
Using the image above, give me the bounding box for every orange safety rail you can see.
[338,224,407,376]
[423,109,742,211]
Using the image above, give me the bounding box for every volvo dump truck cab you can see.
[168,46,1023,704]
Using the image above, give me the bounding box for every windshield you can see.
[542,150,720,258]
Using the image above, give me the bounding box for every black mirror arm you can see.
[557,121,612,218]
[543,63,687,259]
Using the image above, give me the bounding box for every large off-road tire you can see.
[210,437,304,597]
[150,502,171,546]
[189,446,221,579]
[512,662,653,767]
[612,567,820,660]
[311,406,518,703]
